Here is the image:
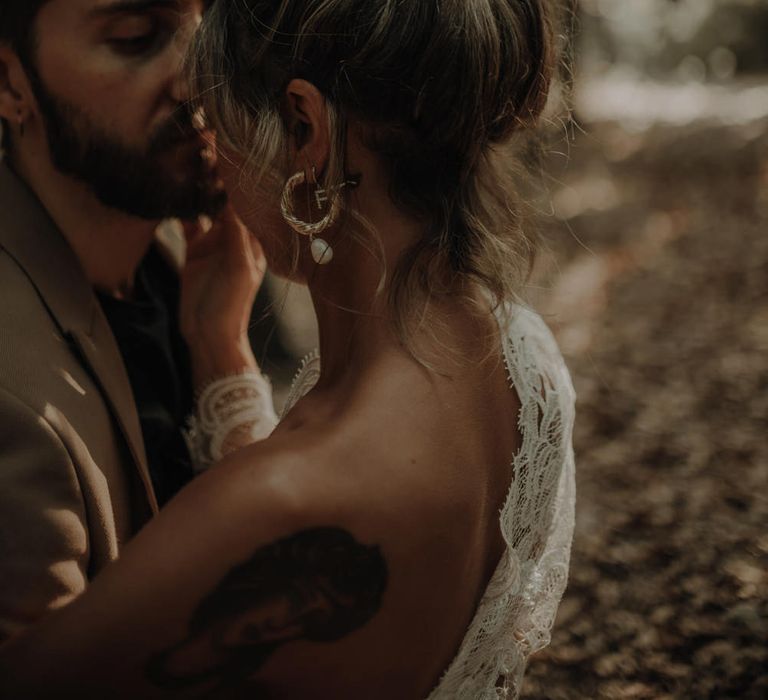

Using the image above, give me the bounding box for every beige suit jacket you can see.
[0,163,161,641]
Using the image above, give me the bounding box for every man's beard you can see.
[28,67,226,220]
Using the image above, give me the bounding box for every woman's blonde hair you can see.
[192,0,557,346]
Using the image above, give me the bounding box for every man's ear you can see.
[284,79,331,177]
[0,45,32,125]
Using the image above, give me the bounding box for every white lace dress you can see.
[280,304,577,699]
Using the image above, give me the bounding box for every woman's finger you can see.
[183,216,221,261]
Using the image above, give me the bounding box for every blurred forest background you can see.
[252,1,768,697]
[525,1,768,697]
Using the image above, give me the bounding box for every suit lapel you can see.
[0,163,159,516]
[66,325,159,517]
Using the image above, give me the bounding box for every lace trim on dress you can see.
[279,349,321,421]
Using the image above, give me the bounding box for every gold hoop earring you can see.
[280,169,340,265]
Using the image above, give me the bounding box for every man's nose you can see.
[167,38,192,104]
[168,14,202,104]
[169,58,191,105]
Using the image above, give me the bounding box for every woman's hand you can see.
[180,204,267,389]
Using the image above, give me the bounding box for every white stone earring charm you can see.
[311,237,334,265]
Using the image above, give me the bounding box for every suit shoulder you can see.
[0,248,62,334]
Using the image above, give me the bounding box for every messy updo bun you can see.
[193,0,557,342]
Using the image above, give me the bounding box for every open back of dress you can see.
[282,304,576,700]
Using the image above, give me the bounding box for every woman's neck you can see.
[297,147,417,383]
[302,179,480,389]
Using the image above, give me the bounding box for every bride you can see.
[0,0,575,697]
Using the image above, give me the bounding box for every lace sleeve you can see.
[183,371,278,474]
[508,307,577,657]
[518,442,576,657]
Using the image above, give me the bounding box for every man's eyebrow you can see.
[88,0,181,18]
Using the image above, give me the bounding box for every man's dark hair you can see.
[0,1,49,58]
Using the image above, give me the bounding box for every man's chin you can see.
[159,129,217,168]
[51,134,226,220]
[155,147,206,182]
[88,173,225,222]
[123,154,226,220]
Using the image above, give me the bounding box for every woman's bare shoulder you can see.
[198,423,374,521]
[205,413,471,542]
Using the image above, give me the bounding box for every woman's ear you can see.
[284,78,330,177]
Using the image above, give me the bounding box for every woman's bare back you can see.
[241,308,524,696]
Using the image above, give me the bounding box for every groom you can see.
[0,0,231,640]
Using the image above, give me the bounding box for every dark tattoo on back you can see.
[146,527,388,693]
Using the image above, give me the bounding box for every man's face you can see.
[27,0,224,220]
